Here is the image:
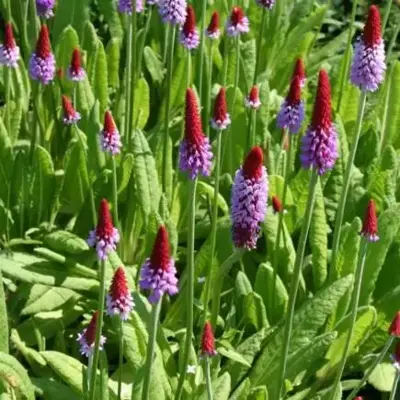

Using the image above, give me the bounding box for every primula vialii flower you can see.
[360,199,379,242]
[272,196,285,214]
[67,49,86,82]
[139,226,179,303]
[300,70,338,175]
[36,0,56,18]
[245,86,261,110]
[389,311,400,337]
[351,5,385,92]
[211,87,231,130]
[77,311,106,357]
[61,95,81,125]
[0,24,20,68]
[226,6,249,37]
[106,267,134,320]
[100,111,122,155]
[201,321,217,357]
[118,0,144,14]
[277,76,305,134]
[29,25,56,85]
[159,0,187,25]
[87,199,120,260]
[179,88,213,179]
[206,12,220,40]
[293,58,306,87]
[180,6,200,50]
[231,147,268,249]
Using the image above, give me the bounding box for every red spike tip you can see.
[96,199,115,238]
[185,88,204,144]
[4,23,16,49]
[231,6,244,25]
[213,87,228,122]
[360,199,379,241]
[104,111,116,133]
[70,48,82,73]
[84,311,99,345]
[183,5,196,34]
[272,196,283,214]
[62,95,75,114]
[36,25,52,59]
[311,70,332,131]
[249,86,259,102]
[150,226,171,271]
[243,146,264,180]
[292,58,305,82]
[109,267,129,300]
[201,321,217,356]
[287,76,302,105]
[389,311,400,337]
[364,5,381,47]
[207,12,220,34]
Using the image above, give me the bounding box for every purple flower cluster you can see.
[100,111,122,155]
[118,0,144,14]
[180,6,200,50]
[226,7,249,37]
[0,24,20,68]
[36,0,56,18]
[159,0,187,25]
[77,311,106,358]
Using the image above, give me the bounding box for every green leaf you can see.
[229,378,250,400]
[97,0,123,39]
[368,362,395,392]
[310,179,329,290]
[0,352,35,400]
[0,270,8,353]
[248,275,353,386]
[0,116,12,204]
[44,230,89,255]
[217,347,251,368]
[200,372,231,400]
[243,292,268,331]
[118,153,134,196]
[196,181,229,215]
[247,385,269,400]
[32,378,80,400]
[132,130,161,219]
[235,271,252,298]
[106,38,121,89]
[132,78,150,129]
[144,47,165,85]
[76,76,95,117]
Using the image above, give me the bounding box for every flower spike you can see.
[245,86,261,110]
[77,311,106,357]
[201,321,217,357]
[389,311,400,337]
[159,0,187,25]
[100,111,122,155]
[206,12,220,40]
[36,0,56,19]
[62,95,81,125]
[360,199,379,242]
[180,5,200,50]
[0,24,20,68]
[67,49,86,82]
[211,87,231,130]
[226,6,249,37]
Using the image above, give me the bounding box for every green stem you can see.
[328,239,369,400]
[111,157,119,229]
[123,18,132,147]
[88,259,107,400]
[175,178,198,400]
[163,24,171,65]
[29,83,41,165]
[379,65,392,154]
[162,26,176,195]
[5,67,11,136]
[386,22,400,62]
[137,6,153,80]
[129,6,137,146]
[198,0,207,104]
[205,357,213,400]
[382,0,393,33]
[141,300,162,400]
[344,335,395,400]
[247,108,257,149]
[253,8,267,85]
[336,0,359,113]
[330,91,367,281]
[118,319,124,400]
[210,249,245,329]
[205,41,215,137]
[389,372,400,400]
[276,168,319,399]
[202,131,223,328]
[271,132,291,319]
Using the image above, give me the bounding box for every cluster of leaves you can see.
[0,0,400,399]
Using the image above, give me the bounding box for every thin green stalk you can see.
[163,24,171,65]
[198,0,208,104]
[247,108,257,149]
[389,372,400,400]
[88,260,107,400]
[205,41,215,137]
[111,157,119,229]
[336,0,359,113]
[123,18,133,147]
[118,319,124,400]
[128,6,137,147]
[162,26,176,195]
[330,91,367,281]
[175,178,198,400]
[141,300,162,400]
[73,84,77,109]
[253,8,267,85]
[5,65,11,136]
[276,168,319,399]
[221,37,230,86]
[137,6,153,80]
[328,239,369,400]
[205,357,213,400]
[345,335,395,400]
[210,249,245,329]
[382,0,393,33]
[271,132,291,318]
[386,22,400,62]
[29,83,41,164]
[379,65,393,154]
[202,131,223,328]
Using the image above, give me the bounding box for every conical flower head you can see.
[255,0,275,10]
[62,95,81,125]
[277,75,305,134]
[118,0,144,14]
[389,311,400,337]
[231,147,268,249]
[159,0,187,25]
[0,23,20,68]
[206,11,220,40]
[140,226,179,303]
[36,0,56,18]
[201,321,217,357]
[360,199,379,242]
[29,25,55,85]
[87,199,120,260]
[106,267,134,320]
[293,58,306,87]
[100,111,122,155]
[272,196,283,214]
[67,48,86,82]
[226,6,249,37]
[180,6,200,50]
[77,311,106,357]
[245,86,261,109]
[351,5,385,92]
[301,70,338,175]
[211,87,231,130]
[179,88,213,179]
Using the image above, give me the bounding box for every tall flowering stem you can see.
[382,0,393,33]
[123,18,133,147]
[253,8,267,85]
[197,0,207,104]
[205,40,215,137]
[202,321,217,400]
[141,299,162,400]
[129,2,137,145]
[329,200,379,399]
[245,86,262,148]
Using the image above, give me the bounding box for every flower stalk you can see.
[205,41,215,137]
[129,1,137,144]
[253,8,266,85]
[123,18,133,147]
[198,0,207,104]
[390,372,400,400]
[205,357,213,400]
